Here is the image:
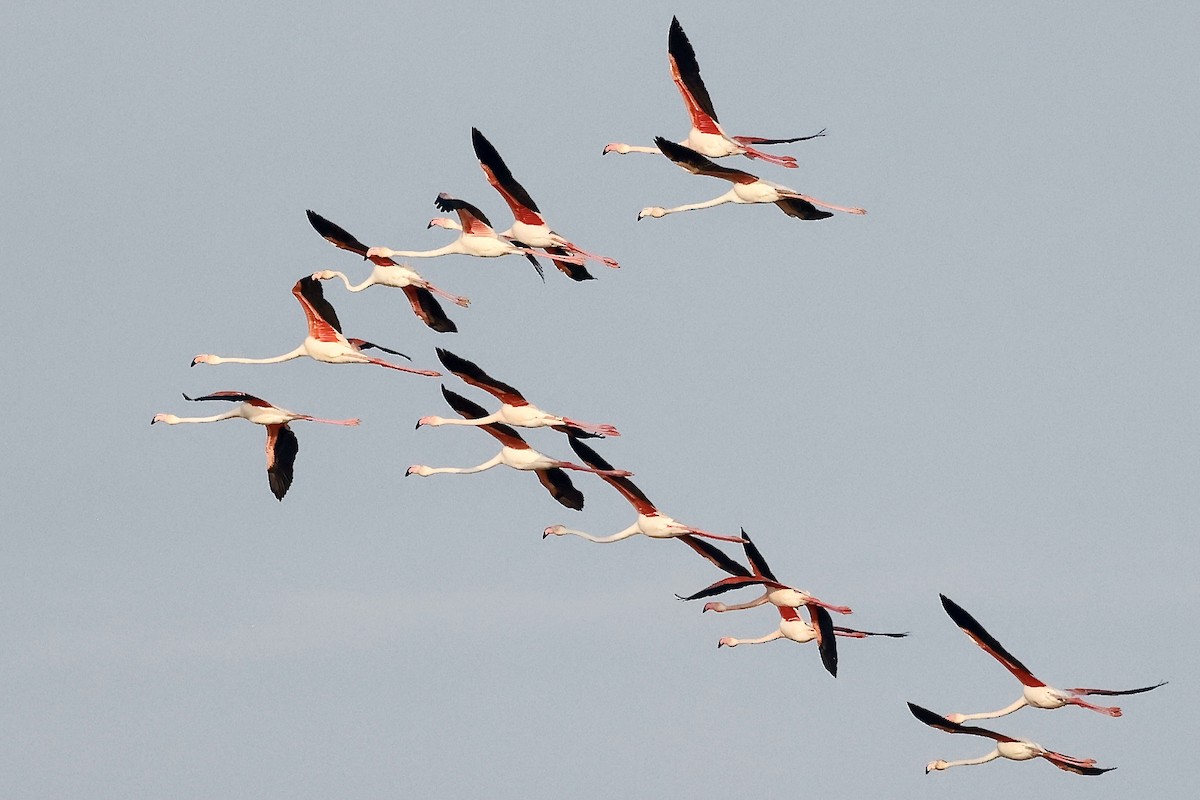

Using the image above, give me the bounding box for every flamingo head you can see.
[602,142,629,155]
[415,416,440,430]
[542,525,567,539]
[925,760,949,774]
[944,712,966,724]
[637,207,667,221]
[717,637,736,648]
[150,413,178,425]
[311,269,337,280]
[190,354,215,367]
[405,465,433,477]
[427,217,458,231]
[702,602,725,613]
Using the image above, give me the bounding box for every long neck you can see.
[553,523,641,543]
[727,630,784,646]
[324,270,372,292]
[616,144,661,154]
[163,410,240,424]
[953,697,1028,722]
[661,194,734,215]
[941,750,1001,770]
[390,243,459,258]
[422,454,504,475]
[422,415,497,428]
[711,592,771,612]
[210,346,306,365]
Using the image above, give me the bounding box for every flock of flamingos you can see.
[150,16,1164,779]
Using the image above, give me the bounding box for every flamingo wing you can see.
[1040,751,1115,776]
[738,528,779,581]
[906,702,1016,743]
[293,277,345,342]
[346,339,411,359]
[774,197,834,220]
[306,209,377,260]
[676,534,754,577]
[544,245,595,281]
[402,286,457,333]
[1068,682,1167,697]
[940,594,1045,688]
[734,132,827,145]
[678,575,783,602]
[566,437,654,515]
[470,127,545,226]
[439,386,530,450]
[435,348,528,405]
[536,467,584,510]
[654,137,758,184]
[265,423,299,501]
[667,16,722,134]
[434,193,496,235]
[808,604,839,677]
[183,391,272,408]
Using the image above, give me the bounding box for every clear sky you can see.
[3,1,1196,798]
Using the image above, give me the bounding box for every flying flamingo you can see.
[676,528,854,617]
[603,17,825,168]
[405,387,633,510]
[416,348,619,438]
[190,277,441,377]
[305,209,468,333]
[637,138,866,221]
[150,391,359,500]
[939,594,1165,722]
[542,437,747,545]
[907,702,1114,776]
[716,597,906,677]
[472,127,619,281]
[365,194,588,280]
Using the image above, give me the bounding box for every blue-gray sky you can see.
[3,2,1196,797]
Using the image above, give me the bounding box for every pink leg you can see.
[557,461,633,478]
[370,358,441,377]
[1067,697,1121,717]
[517,246,586,265]
[793,193,867,215]
[297,416,361,426]
[422,281,471,308]
[560,241,620,269]
[561,417,621,437]
[685,528,749,544]
[740,145,800,168]
[809,597,854,615]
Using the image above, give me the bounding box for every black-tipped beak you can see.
[414,420,422,430]
[149,417,157,425]
[189,358,198,367]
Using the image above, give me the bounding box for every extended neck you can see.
[322,270,372,292]
[551,523,641,543]
[951,697,1028,722]
[205,346,307,366]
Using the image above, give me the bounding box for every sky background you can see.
[3,1,1197,797]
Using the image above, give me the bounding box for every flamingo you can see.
[939,594,1165,722]
[472,127,619,281]
[416,348,619,438]
[150,391,359,500]
[405,387,633,510]
[638,138,866,221]
[677,528,854,617]
[542,437,747,545]
[365,194,588,280]
[603,17,825,168]
[907,702,1114,776]
[305,209,468,333]
[190,277,441,377]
